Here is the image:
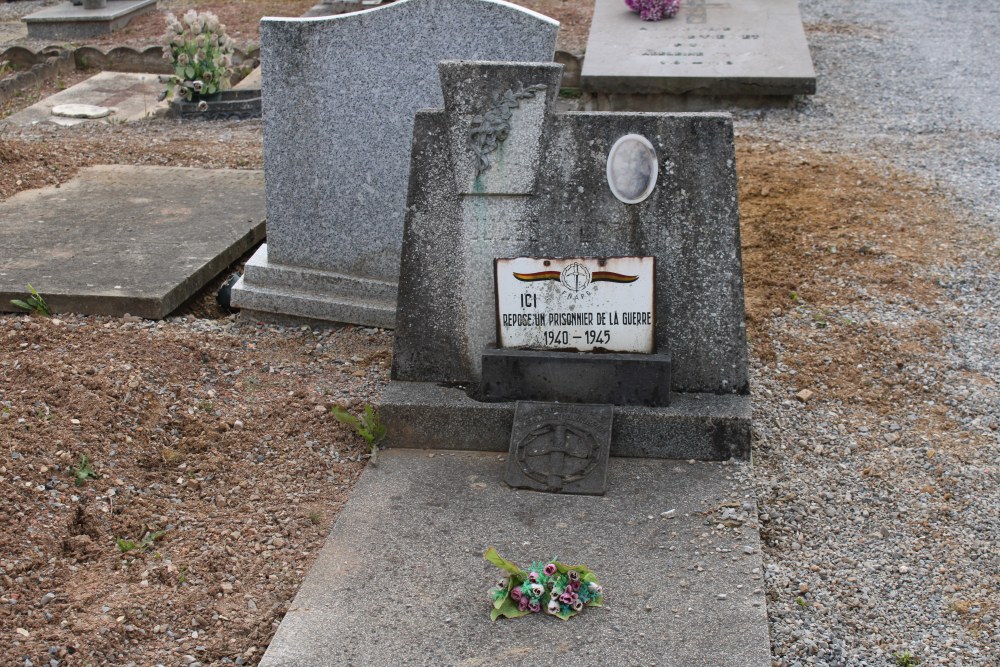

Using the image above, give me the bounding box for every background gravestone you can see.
[581,0,816,109]
[383,60,751,460]
[230,0,558,328]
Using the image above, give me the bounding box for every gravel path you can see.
[733,1,999,665]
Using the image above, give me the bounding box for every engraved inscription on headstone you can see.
[495,256,655,353]
[505,401,613,495]
[607,134,658,204]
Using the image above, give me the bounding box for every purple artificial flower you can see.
[570,580,581,592]
[528,600,542,613]
[528,571,539,583]
[559,592,573,604]
[543,563,558,576]
[511,586,523,601]
[518,596,529,612]
[624,0,681,22]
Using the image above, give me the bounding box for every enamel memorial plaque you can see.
[495,256,655,354]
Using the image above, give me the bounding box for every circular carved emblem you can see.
[560,262,591,292]
[515,419,601,489]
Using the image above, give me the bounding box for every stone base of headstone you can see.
[23,0,158,40]
[381,382,750,460]
[480,348,672,406]
[580,92,801,112]
[258,449,770,666]
[230,245,397,329]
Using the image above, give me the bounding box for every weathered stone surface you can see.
[480,348,672,406]
[231,0,558,326]
[259,449,770,666]
[23,0,157,40]
[0,166,265,319]
[581,0,816,105]
[3,71,166,128]
[393,61,748,395]
[506,401,612,494]
[381,382,751,460]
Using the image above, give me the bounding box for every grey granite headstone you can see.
[581,0,816,108]
[230,0,558,328]
[382,60,751,460]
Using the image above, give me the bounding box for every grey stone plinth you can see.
[0,166,264,319]
[258,449,770,666]
[24,0,158,40]
[480,348,672,406]
[581,0,815,102]
[230,245,396,329]
[249,0,558,327]
[381,382,751,460]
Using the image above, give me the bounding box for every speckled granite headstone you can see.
[382,61,751,460]
[230,0,558,328]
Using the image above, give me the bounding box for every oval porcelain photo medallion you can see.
[606,134,658,204]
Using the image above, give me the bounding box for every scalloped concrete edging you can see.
[0,49,74,105]
[0,44,260,105]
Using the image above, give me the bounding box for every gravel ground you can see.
[733,1,999,665]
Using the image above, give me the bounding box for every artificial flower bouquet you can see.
[485,548,603,621]
[625,0,681,22]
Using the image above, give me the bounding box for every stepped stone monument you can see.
[231,0,558,327]
[383,60,751,460]
[259,61,768,666]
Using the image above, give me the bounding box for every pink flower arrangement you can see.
[625,0,681,22]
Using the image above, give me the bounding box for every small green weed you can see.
[795,596,808,607]
[331,404,386,465]
[894,651,919,667]
[308,511,322,525]
[10,284,51,317]
[116,529,166,554]
[72,454,97,486]
[558,87,583,99]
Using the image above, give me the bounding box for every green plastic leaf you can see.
[484,547,526,577]
[185,65,195,79]
[491,595,529,621]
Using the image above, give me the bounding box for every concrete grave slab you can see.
[581,0,816,109]
[2,71,167,128]
[0,166,265,319]
[23,0,157,40]
[259,449,770,666]
[230,0,558,328]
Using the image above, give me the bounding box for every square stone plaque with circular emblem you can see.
[505,401,614,495]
